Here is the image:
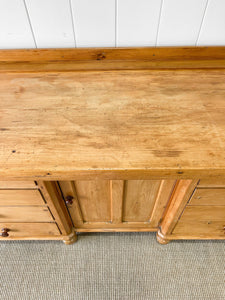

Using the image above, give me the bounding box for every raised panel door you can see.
[59,180,176,231]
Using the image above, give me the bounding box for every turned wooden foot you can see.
[156,231,170,245]
[63,230,78,245]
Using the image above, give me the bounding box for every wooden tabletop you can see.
[1,48,225,180]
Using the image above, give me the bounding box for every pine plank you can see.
[0,206,53,222]
[0,48,225,180]
[189,188,225,206]
[0,189,45,206]
[0,222,60,238]
[123,180,161,222]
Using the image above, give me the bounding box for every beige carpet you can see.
[0,232,224,300]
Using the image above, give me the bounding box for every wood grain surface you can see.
[172,206,225,238]
[0,181,37,188]
[188,188,225,206]
[0,47,224,72]
[0,223,61,239]
[0,206,53,222]
[0,48,225,180]
[0,189,45,206]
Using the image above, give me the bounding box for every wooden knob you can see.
[0,228,10,237]
[65,195,74,205]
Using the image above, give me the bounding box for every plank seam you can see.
[195,0,210,46]
[69,0,77,48]
[155,0,164,46]
[23,0,37,48]
[115,0,118,47]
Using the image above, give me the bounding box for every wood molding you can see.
[0,47,224,72]
[160,180,198,236]
[37,181,73,235]
[150,180,176,227]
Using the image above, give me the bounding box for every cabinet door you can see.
[58,180,175,231]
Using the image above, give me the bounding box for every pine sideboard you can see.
[0,47,225,244]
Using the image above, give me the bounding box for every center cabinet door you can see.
[58,180,176,231]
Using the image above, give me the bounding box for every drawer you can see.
[0,223,60,239]
[0,190,45,206]
[0,206,54,222]
[198,179,225,188]
[189,189,225,206]
[173,206,225,237]
[177,206,225,221]
[0,181,37,189]
[173,220,225,237]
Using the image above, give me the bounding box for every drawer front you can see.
[198,179,225,188]
[0,190,45,206]
[177,206,225,221]
[173,220,225,237]
[189,189,225,206]
[173,206,225,237]
[0,181,37,189]
[0,206,54,222]
[0,223,60,238]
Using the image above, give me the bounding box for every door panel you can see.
[123,180,161,222]
[59,180,175,231]
[75,180,111,222]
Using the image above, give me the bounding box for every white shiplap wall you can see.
[156,0,208,46]
[0,0,224,49]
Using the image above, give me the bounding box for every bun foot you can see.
[63,229,77,245]
[156,231,170,245]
